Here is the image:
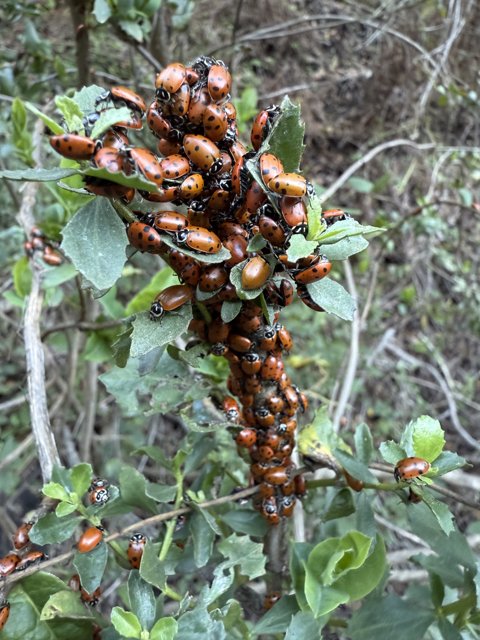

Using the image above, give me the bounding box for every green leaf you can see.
[191,511,215,568]
[73,540,108,594]
[42,263,78,289]
[306,195,323,240]
[55,95,84,132]
[70,463,93,497]
[246,233,267,252]
[130,306,193,358]
[285,611,323,639]
[25,101,64,134]
[332,534,386,601]
[61,198,128,290]
[89,106,134,139]
[13,256,32,297]
[262,95,305,172]
[0,167,78,181]
[41,589,94,621]
[421,491,455,535]
[158,232,231,264]
[145,482,177,503]
[253,595,300,635]
[93,0,112,23]
[347,594,435,640]
[323,488,355,521]
[111,607,142,639]
[6,573,94,639]
[334,449,376,483]
[151,617,178,640]
[29,513,81,545]
[313,218,384,244]
[128,571,156,631]
[320,235,369,261]
[410,415,445,461]
[431,450,466,475]
[218,533,266,580]
[221,299,243,322]
[220,509,269,537]
[354,423,374,464]
[306,278,356,321]
[42,482,71,502]
[290,542,312,610]
[379,440,406,464]
[55,502,78,517]
[176,607,226,640]
[139,542,166,590]
[125,267,178,315]
[348,176,374,193]
[119,466,158,515]
[197,563,235,607]
[286,235,318,262]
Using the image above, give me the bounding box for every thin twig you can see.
[0,435,34,472]
[16,117,61,482]
[80,295,98,461]
[331,261,360,433]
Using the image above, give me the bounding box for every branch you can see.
[67,0,91,87]
[16,117,61,483]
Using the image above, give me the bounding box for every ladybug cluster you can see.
[24,227,63,266]
[0,521,46,630]
[48,56,351,524]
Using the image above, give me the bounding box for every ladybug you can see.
[185,66,200,85]
[146,102,172,138]
[84,177,135,202]
[140,185,179,203]
[261,498,280,525]
[223,396,241,422]
[0,553,20,577]
[127,221,165,254]
[235,428,257,448]
[258,215,287,246]
[229,139,248,162]
[224,235,248,267]
[228,333,253,353]
[240,352,262,375]
[98,85,146,114]
[264,279,295,307]
[153,211,189,233]
[155,62,186,100]
[256,325,277,351]
[259,153,284,186]
[89,477,109,491]
[81,584,102,606]
[112,113,143,130]
[159,154,191,180]
[268,172,312,197]
[241,256,271,291]
[169,82,191,117]
[203,104,228,142]
[255,408,276,429]
[245,180,267,213]
[260,430,281,449]
[322,208,351,226]
[279,495,296,518]
[89,487,109,505]
[243,374,262,394]
[343,470,364,492]
[408,487,423,503]
[258,482,276,499]
[15,550,46,571]
[251,110,271,151]
[297,285,324,312]
[207,188,231,211]
[264,466,290,486]
[157,138,182,156]
[179,260,201,286]
[207,318,230,343]
[207,63,232,102]
[267,395,285,413]
[42,246,63,266]
[179,173,205,200]
[0,603,10,631]
[150,284,194,320]
[258,444,275,460]
[50,133,97,161]
[187,86,212,124]
[231,156,252,196]
[276,325,293,351]
[294,474,307,497]
[394,457,431,482]
[183,135,223,174]
[13,521,33,550]
[261,355,284,381]
[92,147,124,173]
[127,148,163,186]
[198,265,228,291]
[77,526,105,553]
[127,533,147,569]
[263,592,281,610]
[294,255,332,285]
[102,128,130,149]
[280,196,308,231]
[176,225,222,254]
